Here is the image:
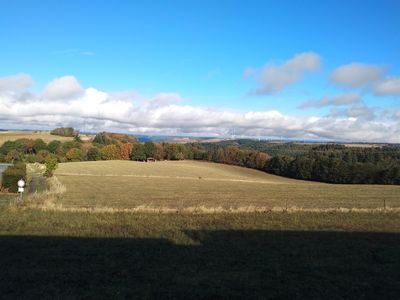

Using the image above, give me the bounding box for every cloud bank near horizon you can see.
[0,74,399,143]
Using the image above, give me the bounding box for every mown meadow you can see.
[53,160,400,211]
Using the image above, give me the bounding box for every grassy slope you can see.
[55,160,400,210]
[0,131,73,145]
[0,205,399,299]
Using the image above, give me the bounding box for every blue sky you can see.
[1,1,400,141]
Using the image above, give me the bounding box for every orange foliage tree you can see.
[119,143,133,160]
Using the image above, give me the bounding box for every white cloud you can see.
[373,77,400,96]
[0,73,34,92]
[299,93,361,109]
[298,97,330,109]
[331,93,361,105]
[1,74,399,143]
[42,76,84,100]
[329,63,386,88]
[250,52,321,95]
[329,104,376,121]
[345,105,375,120]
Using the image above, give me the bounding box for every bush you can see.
[33,139,47,153]
[86,147,101,161]
[45,154,58,177]
[66,148,84,161]
[48,140,62,154]
[62,141,82,153]
[36,150,50,163]
[5,149,22,162]
[0,140,25,155]
[2,163,26,193]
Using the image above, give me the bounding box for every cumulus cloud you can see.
[42,75,84,100]
[0,73,34,92]
[373,77,400,96]
[249,52,321,95]
[329,104,376,121]
[329,63,386,88]
[299,93,361,109]
[0,74,399,143]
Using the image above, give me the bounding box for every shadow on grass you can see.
[1,231,399,299]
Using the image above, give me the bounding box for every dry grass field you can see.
[0,130,73,145]
[54,160,400,210]
[2,160,399,298]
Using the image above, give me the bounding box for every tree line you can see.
[1,130,399,185]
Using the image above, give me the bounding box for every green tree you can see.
[51,127,78,137]
[130,144,146,161]
[45,154,58,177]
[48,140,62,154]
[93,132,114,145]
[62,141,81,153]
[143,142,156,158]
[164,144,184,160]
[33,139,48,153]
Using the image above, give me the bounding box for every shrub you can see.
[2,163,26,193]
[45,154,58,177]
[62,141,82,153]
[36,150,50,163]
[48,140,62,154]
[86,147,101,161]
[66,148,84,161]
[5,149,21,162]
[0,140,25,155]
[33,139,47,153]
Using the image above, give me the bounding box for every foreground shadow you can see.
[0,231,399,299]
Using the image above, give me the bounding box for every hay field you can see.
[55,160,400,210]
[0,130,73,145]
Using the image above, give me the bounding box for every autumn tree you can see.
[119,143,133,160]
[66,148,84,161]
[101,144,120,160]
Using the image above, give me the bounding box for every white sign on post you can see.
[17,179,25,201]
